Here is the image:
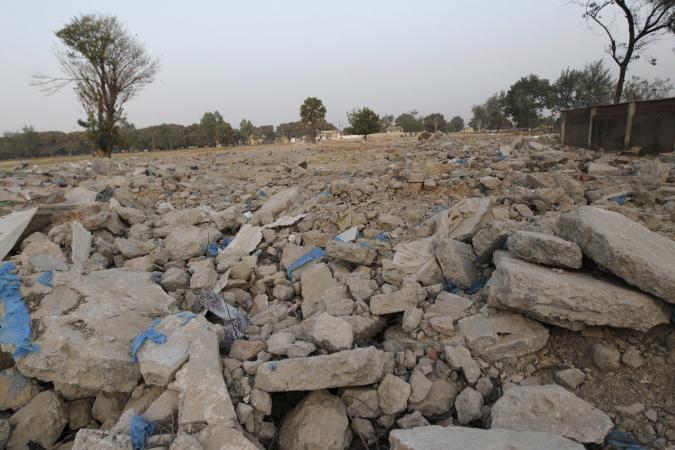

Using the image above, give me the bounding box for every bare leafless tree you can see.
[579,0,674,103]
[32,14,159,157]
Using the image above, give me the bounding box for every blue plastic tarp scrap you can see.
[207,237,232,257]
[130,415,156,450]
[443,279,461,294]
[606,429,645,450]
[37,271,53,287]
[286,247,327,280]
[176,311,196,325]
[131,319,166,364]
[466,278,487,295]
[608,193,628,205]
[375,232,391,242]
[0,263,39,359]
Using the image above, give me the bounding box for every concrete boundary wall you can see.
[560,97,675,154]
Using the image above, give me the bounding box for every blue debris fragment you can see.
[207,237,232,257]
[131,319,166,364]
[443,279,461,294]
[37,271,53,287]
[608,193,628,205]
[286,247,327,280]
[466,278,487,295]
[176,311,196,325]
[0,263,39,359]
[375,232,391,242]
[457,159,468,165]
[130,415,156,450]
[496,155,508,161]
[605,428,645,450]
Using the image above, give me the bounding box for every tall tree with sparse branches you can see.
[300,97,327,142]
[32,14,160,157]
[579,0,674,104]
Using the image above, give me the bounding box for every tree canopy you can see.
[504,75,552,129]
[395,112,423,134]
[299,97,327,141]
[347,107,380,140]
[448,116,465,132]
[32,14,159,157]
[579,0,675,103]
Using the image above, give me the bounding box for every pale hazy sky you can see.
[1,0,674,133]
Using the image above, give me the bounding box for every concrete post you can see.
[624,102,636,150]
[560,112,566,145]
[587,107,597,149]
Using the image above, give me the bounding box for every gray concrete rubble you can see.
[390,425,585,450]
[486,251,670,331]
[491,384,613,444]
[0,133,673,448]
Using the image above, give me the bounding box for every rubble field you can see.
[0,132,674,450]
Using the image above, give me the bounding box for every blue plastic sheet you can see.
[466,278,487,295]
[375,232,391,242]
[207,237,232,257]
[443,279,461,294]
[131,319,166,364]
[457,159,468,165]
[0,263,39,359]
[37,271,53,287]
[606,429,645,450]
[608,194,628,205]
[286,247,327,280]
[130,415,156,450]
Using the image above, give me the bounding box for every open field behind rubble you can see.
[0,132,674,450]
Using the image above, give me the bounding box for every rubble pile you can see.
[0,133,673,449]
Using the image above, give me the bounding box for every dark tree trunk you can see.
[614,63,628,104]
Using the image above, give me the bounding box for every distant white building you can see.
[385,125,403,134]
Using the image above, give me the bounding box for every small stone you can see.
[396,411,430,429]
[621,347,643,369]
[378,374,411,415]
[555,368,585,389]
[455,386,483,424]
[408,370,432,403]
[590,343,621,372]
[229,340,265,361]
[402,308,423,333]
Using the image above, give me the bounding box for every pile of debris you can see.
[0,133,673,449]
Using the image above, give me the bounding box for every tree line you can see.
[468,60,673,131]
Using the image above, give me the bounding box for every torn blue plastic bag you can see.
[466,278,487,295]
[207,237,232,257]
[286,247,327,280]
[130,415,156,450]
[0,263,39,358]
[37,270,53,287]
[131,319,166,364]
[605,428,645,450]
[375,232,391,242]
[608,193,628,205]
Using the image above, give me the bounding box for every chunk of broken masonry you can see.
[17,269,175,392]
[491,384,613,444]
[389,425,584,450]
[486,251,670,331]
[558,206,675,303]
[255,347,389,392]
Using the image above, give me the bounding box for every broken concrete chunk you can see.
[326,239,377,265]
[433,238,479,289]
[255,347,388,392]
[506,230,582,269]
[558,206,675,303]
[138,314,207,386]
[444,345,480,384]
[300,263,338,317]
[455,386,483,424]
[0,367,44,411]
[17,269,175,392]
[370,282,426,315]
[302,312,354,352]
[7,390,68,449]
[457,309,548,362]
[165,225,221,261]
[389,425,585,450]
[378,374,411,415]
[486,251,670,331]
[491,384,613,444]
[72,429,133,450]
[20,233,68,272]
[279,390,351,450]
